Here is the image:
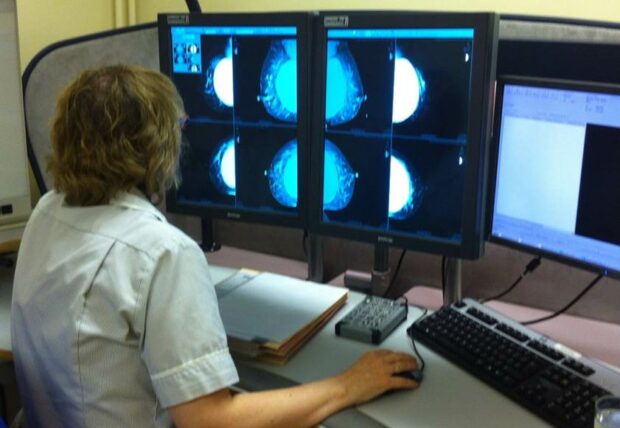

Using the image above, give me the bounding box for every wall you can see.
[136,0,620,23]
[15,1,119,70]
[15,0,620,70]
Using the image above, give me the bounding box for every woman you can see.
[11,64,418,428]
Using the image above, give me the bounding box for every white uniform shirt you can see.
[11,191,239,427]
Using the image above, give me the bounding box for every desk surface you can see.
[234,287,550,428]
[0,247,612,427]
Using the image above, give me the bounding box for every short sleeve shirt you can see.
[11,191,239,427]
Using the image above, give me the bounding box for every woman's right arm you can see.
[168,349,419,428]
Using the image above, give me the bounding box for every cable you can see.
[396,295,409,317]
[185,0,202,13]
[480,255,541,304]
[441,256,447,302]
[301,229,308,259]
[521,273,604,325]
[382,248,407,297]
[405,304,428,373]
[391,249,407,287]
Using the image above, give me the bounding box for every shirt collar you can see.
[109,189,167,223]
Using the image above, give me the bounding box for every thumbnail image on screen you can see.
[167,25,300,217]
[491,78,620,276]
[320,28,474,242]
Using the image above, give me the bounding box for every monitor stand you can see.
[200,217,221,253]
[343,247,464,301]
[306,234,324,283]
[443,257,462,305]
[344,244,392,296]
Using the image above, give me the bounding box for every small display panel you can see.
[490,77,620,277]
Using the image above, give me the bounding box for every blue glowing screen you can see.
[320,26,474,241]
[325,41,365,126]
[169,24,302,218]
[209,137,236,195]
[203,38,234,110]
[260,39,297,122]
[323,139,357,210]
[266,139,298,207]
[388,152,420,219]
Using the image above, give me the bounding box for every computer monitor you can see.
[309,12,498,259]
[489,76,620,279]
[157,12,311,229]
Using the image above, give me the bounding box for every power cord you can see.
[301,229,308,259]
[521,273,604,325]
[480,255,541,304]
[395,295,410,317]
[382,248,407,297]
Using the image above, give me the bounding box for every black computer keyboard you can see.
[408,298,620,428]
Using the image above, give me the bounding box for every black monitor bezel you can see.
[158,12,312,229]
[487,75,620,279]
[308,11,499,259]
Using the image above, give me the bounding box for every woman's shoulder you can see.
[37,190,201,258]
[108,205,200,258]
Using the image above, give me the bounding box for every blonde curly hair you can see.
[48,64,185,206]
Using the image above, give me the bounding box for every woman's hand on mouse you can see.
[337,349,419,405]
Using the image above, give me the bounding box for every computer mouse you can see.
[395,369,424,383]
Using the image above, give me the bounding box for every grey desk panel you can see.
[241,292,550,428]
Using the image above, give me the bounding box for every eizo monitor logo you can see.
[324,16,349,28]
[226,212,241,219]
[377,236,393,244]
[167,15,189,25]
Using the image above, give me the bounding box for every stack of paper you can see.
[215,269,348,364]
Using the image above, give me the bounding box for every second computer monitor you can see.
[309,12,498,258]
[489,76,620,278]
[158,13,311,228]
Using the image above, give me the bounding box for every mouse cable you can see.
[521,273,604,326]
[479,255,542,304]
[403,296,428,373]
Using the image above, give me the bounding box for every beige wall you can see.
[137,0,620,23]
[16,0,129,70]
[16,0,620,71]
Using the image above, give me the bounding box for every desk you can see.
[230,287,550,428]
[0,247,614,427]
